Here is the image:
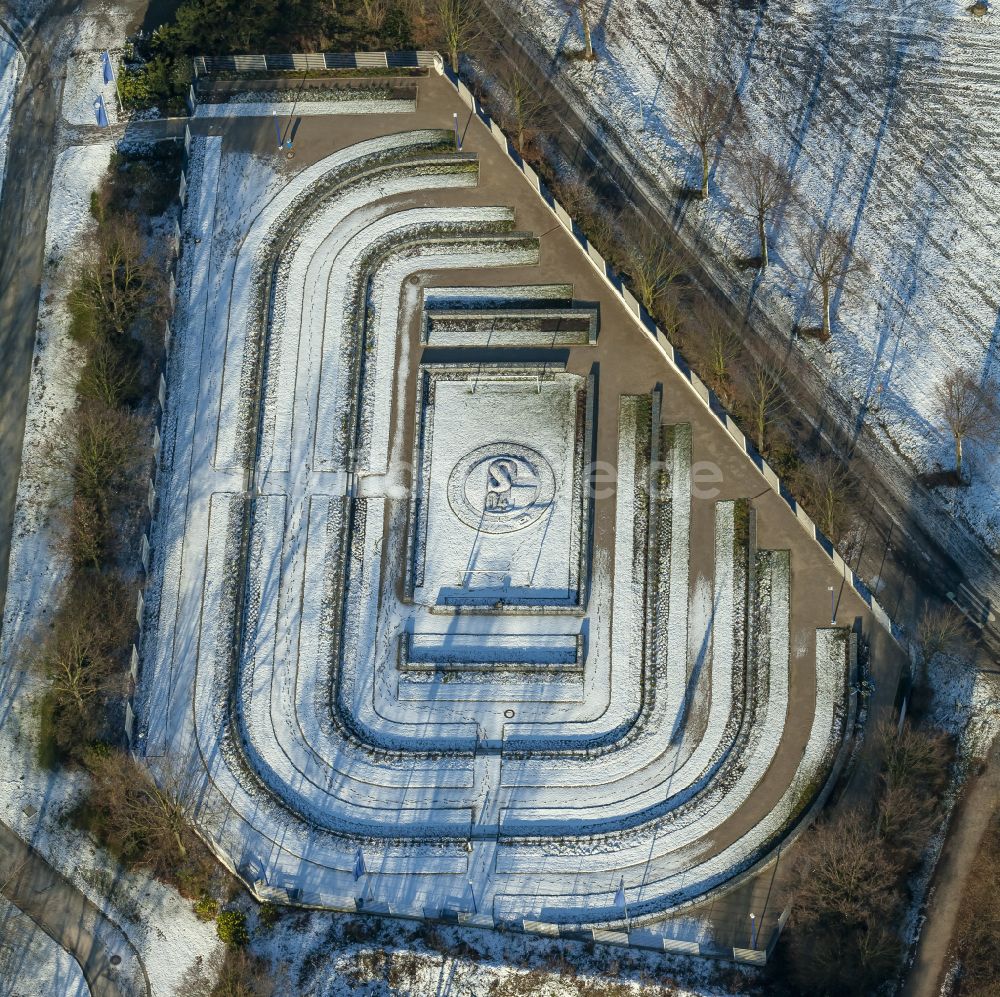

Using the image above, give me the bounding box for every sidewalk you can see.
[0,820,149,997]
[902,735,1000,997]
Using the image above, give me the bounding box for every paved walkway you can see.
[903,734,1000,997]
[0,819,149,997]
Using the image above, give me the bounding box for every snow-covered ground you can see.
[0,896,89,997]
[495,0,1000,554]
[0,139,220,995]
[0,31,22,205]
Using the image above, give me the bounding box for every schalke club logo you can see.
[447,443,555,534]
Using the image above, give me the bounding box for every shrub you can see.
[34,691,66,770]
[216,909,250,947]
[194,894,219,921]
[257,901,280,929]
[177,948,278,996]
[119,57,192,115]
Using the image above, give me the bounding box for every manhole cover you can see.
[285,151,295,160]
[504,709,515,719]
[110,955,122,967]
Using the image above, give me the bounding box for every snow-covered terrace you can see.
[137,70,901,938]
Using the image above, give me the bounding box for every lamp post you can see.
[828,585,836,625]
[749,912,757,949]
[453,111,462,151]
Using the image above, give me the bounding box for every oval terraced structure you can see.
[138,72,902,943]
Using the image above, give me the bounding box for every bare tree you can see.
[786,808,904,992]
[915,603,969,682]
[35,619,116,738]
[561,1,594,60]
[624,228,688,315]
[876,720,950,857]
[672,73,736,199]
[791,810,900,927]
[555,173,623,263]
[359,0,390,30]
[77,338,140,409]
[744,360,787,450]
[730,144,794,268]
[935,370,997,480]
[793,456,853,542]
[686,296,743,401]
[68,213,153,342]
[497,59,548,153]
[31,577,131,755]
[65,495,106,572]
[85,749,203,869]
[435,0,481,73]
[795,223,867,339]
[178,949,279,997]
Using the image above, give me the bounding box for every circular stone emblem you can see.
[447,443,555,534]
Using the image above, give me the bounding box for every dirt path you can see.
[903,734,1000,997]
[0,819,149,997]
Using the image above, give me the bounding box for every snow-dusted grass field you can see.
[246,901,752,997]
[495,0,1000,553]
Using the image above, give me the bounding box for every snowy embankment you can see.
[496,0,1000,554]
[0,141,220,995]
[0,31,22,205]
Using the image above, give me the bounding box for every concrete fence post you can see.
[130,644,140,681]
[553,200,574,233]
[135,590,145,628]
[125,700,135,745]
[141,533,151,572]
[147,479,157,516]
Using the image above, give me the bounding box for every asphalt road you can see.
[0,0,68,620]
[0,818,149,996]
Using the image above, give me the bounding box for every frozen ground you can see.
[494,0,1000,553]
[0,139,220,994]
[0,32,21,205]
[137,86,854,936]
[0,895,89,997]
